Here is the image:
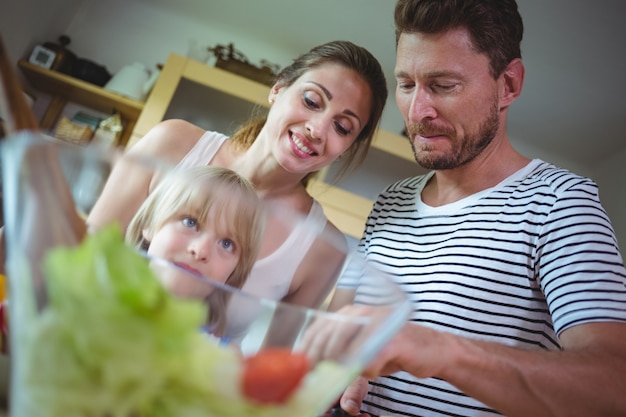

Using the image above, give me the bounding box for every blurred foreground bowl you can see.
[1,132,411,416]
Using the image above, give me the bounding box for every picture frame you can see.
[28,45,56,69]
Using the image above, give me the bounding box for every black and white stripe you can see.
[348,160,626,417]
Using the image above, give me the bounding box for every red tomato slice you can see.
[241,347,311,404]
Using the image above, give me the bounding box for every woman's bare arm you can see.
[87,119,205,232]
[326,288,356,312]
[282,221,348,309]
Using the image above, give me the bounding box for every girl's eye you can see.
[219,238,235,252]
[181,217,198,229]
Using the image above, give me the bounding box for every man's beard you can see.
[406,100,500,170]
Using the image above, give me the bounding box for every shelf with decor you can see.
[17,60,144,147]
[130,53,417,239]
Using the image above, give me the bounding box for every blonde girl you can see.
[126,165,264,335]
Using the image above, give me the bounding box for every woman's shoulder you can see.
[129,119,208,162]
[303,199,348,253]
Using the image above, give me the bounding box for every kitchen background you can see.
[1,0,625,252]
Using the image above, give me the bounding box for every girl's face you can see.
[145,206,241,287]
[266,63,372,174]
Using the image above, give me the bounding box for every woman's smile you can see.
[289,132,317,157]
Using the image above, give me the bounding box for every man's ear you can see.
[500,58,525,108]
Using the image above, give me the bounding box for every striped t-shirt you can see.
[346,159,626,417]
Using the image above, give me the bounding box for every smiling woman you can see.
[87,40,389,316]
[130,53,416,240]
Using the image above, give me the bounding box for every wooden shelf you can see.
[18,60,144,146]
[130,54,270,146]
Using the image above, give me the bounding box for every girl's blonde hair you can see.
[126,165,264,335]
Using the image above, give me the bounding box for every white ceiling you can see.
[149,0,626,173]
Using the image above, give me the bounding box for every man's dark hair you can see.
[394,0,524,78]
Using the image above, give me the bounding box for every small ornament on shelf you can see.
[54,111,101,144]
[93,112,123,148]
[208,43,280,86]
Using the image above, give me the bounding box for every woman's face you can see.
[265,63,372,175]
[145,206,241,293]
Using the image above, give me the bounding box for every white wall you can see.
[0,0,85,74]
[63,0,299,83]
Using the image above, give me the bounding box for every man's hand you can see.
[362,322,450,380]
[335,376,370,416]
[297,305,379,363]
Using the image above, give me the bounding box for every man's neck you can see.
[421,143,530,207]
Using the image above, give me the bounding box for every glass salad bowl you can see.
[1,132,411,417]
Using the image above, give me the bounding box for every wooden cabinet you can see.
[18,60,144,147]
[130,53,416,239]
